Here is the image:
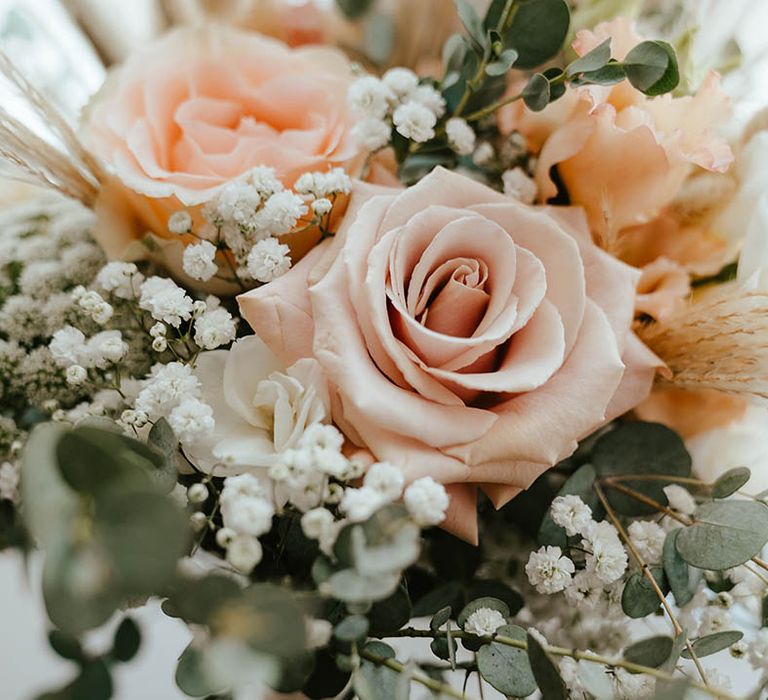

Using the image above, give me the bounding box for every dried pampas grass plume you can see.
[638,287,768,401]
[0,51,102,205]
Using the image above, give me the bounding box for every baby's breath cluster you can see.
[168,166,350,288]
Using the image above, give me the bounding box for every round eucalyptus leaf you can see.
[712,467,751,499]
[112,617,141,662]
[505,0,570,69]
[621,568,668,619]
[48,630,84,661]
[334,615,370,642]
[681,631,744,659]
[624,40,680,96]
[175,643,226,698]
[71,660,112,700]
[526,631,567,700]
[327,569,400,604]
[353,642,399,700]
[522,73,550,112]
[592,422,691,515]
[430,606,452,631]
[624,636,674,668]
[676,501,768,570]
[368,585,412,636]
[567,37,611,77]
[663,529,695,606]
[477,624,537,697]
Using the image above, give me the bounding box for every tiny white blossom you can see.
[168,210,193,234]
[614,668,655,699]
[363,461,405,501]
[403,477,449,527]
[216,527,236,548]
[50,326,87,367]
[194,307,238,350]
[183,240,219,282]
[698,606,731,636]
[582,521,628,584]
[295,169,351,197]
[464,608,506,637]
[473,142,495,165]
[65,365,88,385]
[152,336,168,352]
[312,198,333,217]
[299,424,345,452]
[149,322,166,338]
[222,495,275,537]
[246,237,292,283]
[525,546,575,594]
[408,84,446,118]
[564,571,604,609]
[628,520,666,563]
[502,167,537,204]
[559,658,588,700]
[747,629,768,668]
[351,117,391,151]
[348,76,394,118]
[663,484,697,515]
[249,166,283,199]
[301,508,336,540]
[135,362,201,418]
[393,101,436,143]
[340,486,386,522]
[85,330,129,368]
[550,495,593,537]
[226,534,263,573]
[306,619,333,649]
[139,277,194,327]
[446,118,476,156]
[96,261,143,299]
[187,483,209,504]
[0,461,21,502]
[258,190,308,236]
[169,398,215,446]
[382,67,419,97]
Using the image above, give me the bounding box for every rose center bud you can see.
[413,257,490,338]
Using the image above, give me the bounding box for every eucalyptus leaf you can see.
[624,636,674,668]
[327,569,401,604]
[71,660,112,700]
[577,659,614,699]
[567,38,611,77]
[663,528,696,606]
[621,568,668,618]
[454,0,486,48]
[48,630,84,661]
[334,615,369,642]
[592,422,691,516]
[505,0,570,69]
[712,467,751,499]
[681,630,743,659]
[526,631,567,700]
[624,40,680,96]
[368,585,412,636]
[486,48,518,76]
[147,418,180,493]
[112,617,141,662]
[522,73,550,112]
[571,62,627,87]
[477,625,537,697]
[363,13,395,66]
[335,0,375,20]
[430,606,452,631]
[442,33,466,73]
[676,501,768,570]
[354,642,401,700]
[176,643,226,698]
[662,632,688,673]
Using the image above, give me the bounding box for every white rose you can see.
[186,335,330,476]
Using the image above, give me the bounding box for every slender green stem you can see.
[377,628,736,699]
[463,91,523,122]
[360,649,479,700]
[594,483,709,685]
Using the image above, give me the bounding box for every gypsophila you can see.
[403,477,449,527]
[65,365,88,385]
[464,608,506,637]
[226,534,263,574]
[582,521,628,584]
[525,546,575,594]
[135,362,201,418]
[246,238,292,283]
[382,67,419,98]
[49,326,87,368]
[363,461,405,501]
[347,76,394,119]
[168,398,215,446]
[168,210,193,234]
[183,240,219,282]
[550,495,593,537]
[96,262,143,299]
[193,307,238,350]
[409,84,446,118]
[138,277,194,327]
[663,484,697,515]
[0,461,20,502]
[257,191,307,236]
[351,118,391,151]
[446,118,476,156]
[392,101,437,143]
[502,167,537,204]
[628,520,666,563]
[340,486,386,522]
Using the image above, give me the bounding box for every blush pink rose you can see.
[82,25,363,261]
[238,168,662,542]
[500,18,733,242]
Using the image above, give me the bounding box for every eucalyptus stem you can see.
[377,628,736,699]
[593,483,710,686]
[359,649,479,700]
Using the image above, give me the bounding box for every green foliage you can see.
[477,624,537,697]
[624,636,674,668]
[676,500,768,570]
[48,630,84,662]
[111,618,141,663]
[566,38,611,76]
[175,644,226,698]
[522,73,551,111]
[505,0,571,69]
[335,0,375,20]
[663,528,699,606]
[681,630,744,659]
[621,568,668,618]
[623,40,680,96]
[712,466,751,499]
[334,615,370,642]
[592,422,692,515]
[526,631,567,700]
[354,642,403,700]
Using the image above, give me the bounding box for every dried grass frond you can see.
[0,50,102,204]
[637,287,768,401]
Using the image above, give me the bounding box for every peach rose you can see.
[238,168,662,541]
[502,18,733,241]
[82,25,362,260]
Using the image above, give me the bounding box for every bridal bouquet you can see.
[2,0,768,698]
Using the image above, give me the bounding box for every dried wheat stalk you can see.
[638,287,768,401]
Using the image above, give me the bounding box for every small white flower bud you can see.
[168,210,193,234]
[312,198,333,217]
[149,322,166,338]
[65,365,87,385]
[187,483,209,504]
[152,336,168,352]
[216,527,236,548]
[193,300,207,316]
[190,512,209,532]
